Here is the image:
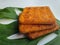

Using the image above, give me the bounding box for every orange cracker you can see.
[19,24,55,33]
[27,24,59,39]
[19,6,56,24]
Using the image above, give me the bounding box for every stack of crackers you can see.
[19,6,59,39]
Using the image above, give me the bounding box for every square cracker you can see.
[19,24,55,33]
[19,6,56,24]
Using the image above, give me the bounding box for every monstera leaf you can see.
[0,7,60,45]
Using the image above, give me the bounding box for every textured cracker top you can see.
[19,6,56,24]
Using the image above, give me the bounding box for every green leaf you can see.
[45,19,60,45]
[0,21,18,35]
[0,7,23,19]
[0,7,17,19]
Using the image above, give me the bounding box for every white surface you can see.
[15,9,22,16]
[0,0,60,45]
[37,33,57,45]
[7,33,25,39]
[0,19,16,24]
